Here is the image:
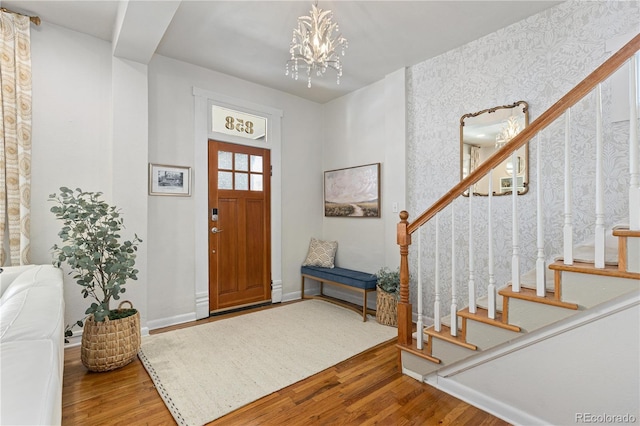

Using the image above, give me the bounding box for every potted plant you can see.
[49,187,143,372]
[375,267,400,327]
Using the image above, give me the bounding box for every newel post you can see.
[397,211,413,346]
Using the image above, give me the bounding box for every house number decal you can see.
[212,105,266,141]
[225,116,254,135]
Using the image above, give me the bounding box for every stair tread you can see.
[517,267,555,292]
[396,341,441,364]
[549,260,640,280]
[457,306,521,332]
[554,239,619,266]
[424,325,477,351]
[476,293,504,313]
[499,285,579,310]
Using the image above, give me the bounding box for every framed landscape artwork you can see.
[149,163,191,196]
[324,163,380,217]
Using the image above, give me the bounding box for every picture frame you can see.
[324,163,380,217]
[499,175,525,193]
[149,163,191,196]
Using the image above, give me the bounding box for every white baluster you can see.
[595,84,606,269]
[564,109,574,265]
[629,53,640,231]
[434,215,441,332]
[468,186,476,314]
[416,227,424,350]
[450,205,458,337]
[536,133,546,297]
[511,151,520,292]
[488,170,496,320]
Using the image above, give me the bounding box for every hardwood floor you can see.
[62,303,509,425]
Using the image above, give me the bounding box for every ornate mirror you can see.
[460,101,529,196]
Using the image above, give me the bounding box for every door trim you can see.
[193,87,283,320]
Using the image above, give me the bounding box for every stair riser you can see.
[561,272,639,309]
[401,350,440,379]
[627,238,640,273]
[506,298,575,333]
[465,320,520,351]
[430,335,475,366]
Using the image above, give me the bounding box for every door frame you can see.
[193,87,283,320]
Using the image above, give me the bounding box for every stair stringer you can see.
[423,290,640,426]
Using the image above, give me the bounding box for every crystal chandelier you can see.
[495,116,522,148]
[285,2,348,88]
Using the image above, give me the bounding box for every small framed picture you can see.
[149,163,191,196]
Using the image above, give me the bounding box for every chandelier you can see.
[285,2,348,88]
[495,116,522,148]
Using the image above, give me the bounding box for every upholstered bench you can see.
[301,265,377,321]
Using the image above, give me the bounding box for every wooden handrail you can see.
[406,32,640,235]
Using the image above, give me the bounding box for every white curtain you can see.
[0,11,32,265]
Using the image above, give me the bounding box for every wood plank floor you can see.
[62,302,510,425]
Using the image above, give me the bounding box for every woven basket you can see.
[81,301,141,372]
[376,287,398,327]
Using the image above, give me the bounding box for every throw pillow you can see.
[302,237,338,268]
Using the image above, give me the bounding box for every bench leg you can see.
[301,275,305,300]
[362,291,367,321]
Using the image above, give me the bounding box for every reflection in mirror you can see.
[460,101,529,196]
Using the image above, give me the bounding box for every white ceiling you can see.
[3,0,562,104]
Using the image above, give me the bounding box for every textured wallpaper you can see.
[406,0,639,319]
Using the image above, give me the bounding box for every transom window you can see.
[211,105,267,141]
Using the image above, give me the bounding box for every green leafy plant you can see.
[49,187,142,340]
[375,267,400,299]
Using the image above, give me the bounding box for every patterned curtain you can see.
[0,11,31,265]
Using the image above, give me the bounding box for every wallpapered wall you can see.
[406,0,639,319]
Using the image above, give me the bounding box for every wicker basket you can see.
[81,301,141,372]
[376,287,398,327]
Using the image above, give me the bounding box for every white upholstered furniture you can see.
[0,265,65,426]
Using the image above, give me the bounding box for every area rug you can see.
[138,300,396,426]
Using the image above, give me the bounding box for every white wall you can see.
[315,71,406,306]
[439,298,640,425]
[28,20,324,330]
[322,71,407,273]
[147,55,323,322]
[30,23,114,329]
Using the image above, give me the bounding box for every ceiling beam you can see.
[112,0,181,64]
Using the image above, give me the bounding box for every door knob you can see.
[211,227,223,233]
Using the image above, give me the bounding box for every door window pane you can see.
[235,172,248,190]
[250,174,263,191]
[235,153,248,171]
[250,155,263,173]
[218,171,233,189]
[218,151,232,170]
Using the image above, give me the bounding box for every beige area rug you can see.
[138,300,397,426]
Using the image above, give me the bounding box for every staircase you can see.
[395,34,640,425]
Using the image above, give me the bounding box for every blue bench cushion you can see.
[301,266,377,290]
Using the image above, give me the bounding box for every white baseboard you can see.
[427,376,546,426]
[195,291,209,320]
[147,313,196,331]
[271,279,283,303]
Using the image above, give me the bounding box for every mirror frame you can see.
[460,101,529,196]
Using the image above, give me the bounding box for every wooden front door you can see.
[208,140,271,312]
